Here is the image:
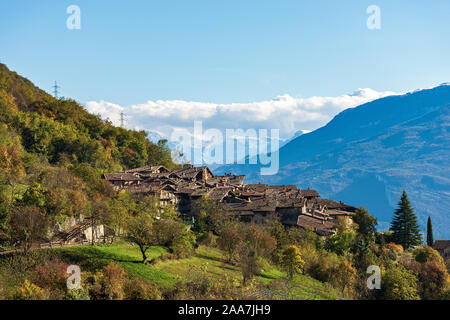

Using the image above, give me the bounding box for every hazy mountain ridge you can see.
[215,85,450,238]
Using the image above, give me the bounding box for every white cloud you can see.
[85,88,398,141]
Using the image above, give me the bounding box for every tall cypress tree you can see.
[390,190,422,249]
[426,216,434,247]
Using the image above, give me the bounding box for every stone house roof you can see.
[104,165,358,237]
[299,188,320,198]
[314,199,357,212]
[123,165,169,174]
[327,209,355,217]
[210,175,245,186]
[172,166,214,181]
[279,209,334,234]
[244,184,268,193]
[433,240,450,250]
[103,173,142,181]
[207,187,233,201]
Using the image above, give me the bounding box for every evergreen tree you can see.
[426,216,434,247]
[353,206,378,241]
[390,190,422,249]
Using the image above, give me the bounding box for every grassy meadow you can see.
[0,241,342,300]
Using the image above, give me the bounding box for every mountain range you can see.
[215,84,450,239]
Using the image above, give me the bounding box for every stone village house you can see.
[433,240,450,260]
[103,165,357,237]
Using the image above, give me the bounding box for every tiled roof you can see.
[314,199,357,212]
[118,183,154,193]
[267,185,298,192]
[103,173,142,181]
[208,187,233,201]
[211,175,245,186]
[140,173,170,180]
[223,199,276,213]
[103,165,357,238]
[327,209,354,216]
[123,165,169,173]
[296,215,335,236]
[190,188,209,197]
[433,240,450,250]
[244,184,268,193]
[299,189,320,198]
[172,166,213,179]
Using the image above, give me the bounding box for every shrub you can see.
[89,262,126,300]
[198,231,217,247]
[65,287,91,300]
[33,258,68,287]
[330,261,357,296]
[307,250,340,283]
[191,196,228,235]
[154,219,183,247]
[239,246,260,285]
[11,280,49,300]
[387,242,403,253]
[381,262,420,300]
[385,242,404,260]
[153,219,196,258]
[171,229,196,259]
[299,242,320,275]
[285,228,322,249]
[160,253,175,261]
[240,224,277,258]
[33,258,69,299]
[280,245,305,279]
[418,260,449,300]
[123,277,162,300]
[168,267,247,300]
[217,226,242,263]
[9,206,48,253]
[325,231,356,256]
[413,246,445,267]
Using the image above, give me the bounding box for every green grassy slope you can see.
[50,242,342,299]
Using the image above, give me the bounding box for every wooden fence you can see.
[0,236,115,255]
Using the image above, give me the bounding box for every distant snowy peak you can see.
[280,129,312,147]
[145,130,164,143]
[408,82,450,94]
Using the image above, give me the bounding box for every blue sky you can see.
[1,0,449,107]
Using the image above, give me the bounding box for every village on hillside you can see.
[46,164,450,265]
[103,165,357,237]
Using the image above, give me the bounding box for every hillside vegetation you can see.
[0,242,342,300]
[0,63,178,171]
[0,63,448,301]
[0,62,179,242]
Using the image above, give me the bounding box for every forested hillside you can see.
[0,63,178,170]
[0,62,179,241]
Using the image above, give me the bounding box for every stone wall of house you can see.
[82,225,105,242]
[50,215,84,237]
